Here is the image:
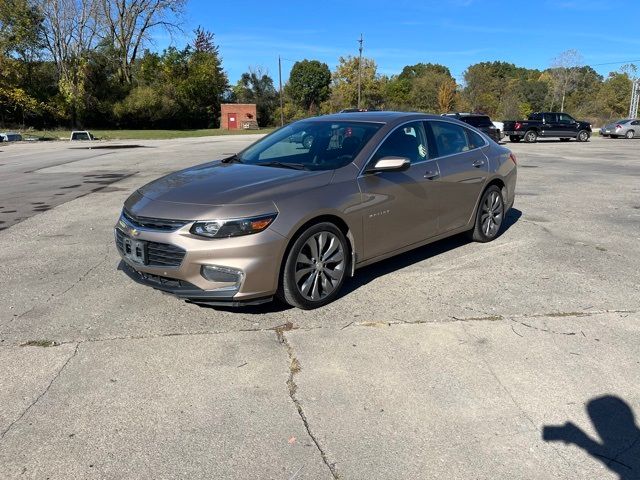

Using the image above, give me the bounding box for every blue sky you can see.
[155,0,639,85]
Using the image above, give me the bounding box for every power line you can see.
[588,59,640,67]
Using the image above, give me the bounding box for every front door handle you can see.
[472,159,485,168]
[424,170,439,179]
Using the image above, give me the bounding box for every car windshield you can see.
[615,119,631,124]
[238,121,382,171]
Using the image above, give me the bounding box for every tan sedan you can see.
[116,112,517,309]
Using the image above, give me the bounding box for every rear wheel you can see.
[524,130,537,143]
[468,186,505,243]
[626,130,635,139]
[510,135,521,142]
[278,222,348,309]
[576,130,590,142]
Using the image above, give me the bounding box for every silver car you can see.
[600,119,640,139]
[116,112,517,309]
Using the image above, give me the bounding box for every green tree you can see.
[595,73,632,122]
[287,59,331,114]
[232,68,278,126]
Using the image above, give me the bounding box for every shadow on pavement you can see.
[543,395,640,479]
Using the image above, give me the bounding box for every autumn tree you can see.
[329,55,383,111]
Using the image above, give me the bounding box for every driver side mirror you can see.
[366,156,411,173]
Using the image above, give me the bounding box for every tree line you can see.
[0,0,635,130]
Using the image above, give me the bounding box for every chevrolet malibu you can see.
[115,112,517,309]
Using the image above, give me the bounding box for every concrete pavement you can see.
[0,135,639,479]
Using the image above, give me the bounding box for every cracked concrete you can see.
[1,136,639,478]
[276,326,340,479]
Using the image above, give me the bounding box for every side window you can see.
[429,121,470,157]
[371,122,429,164]
[558,114,574,124]
[465,128,486,149]
[544,113,557,123]
[632,120,640,126]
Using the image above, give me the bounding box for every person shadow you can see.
[543,395,640,479]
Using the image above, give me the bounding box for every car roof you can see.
[302,111,452,124]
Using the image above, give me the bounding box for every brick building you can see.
[220,104,258,130]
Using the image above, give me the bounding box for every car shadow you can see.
[195,208,522,314]
[338,207,522,298]
[543,395,640,479]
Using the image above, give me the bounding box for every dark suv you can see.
[442,113,502,142]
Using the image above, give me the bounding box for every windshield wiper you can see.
[221,153,244,164]
[255,161,309,170]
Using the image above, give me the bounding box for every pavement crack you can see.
[46,253,110,303]
[0,343,79,441]
[275,325,339,479]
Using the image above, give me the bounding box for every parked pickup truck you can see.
[503,112,591,143]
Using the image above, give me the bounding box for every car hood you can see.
[125,161,334,220]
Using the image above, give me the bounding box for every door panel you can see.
[227,113,237,129]
[358,121,438,260]
[358,166,438,260]
[425,120,489,234]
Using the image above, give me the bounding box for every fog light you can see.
[201,265,244,286]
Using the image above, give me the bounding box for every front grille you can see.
[115,228,186,267]
[122,209,188,231]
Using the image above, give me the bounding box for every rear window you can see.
[461,116,492,128]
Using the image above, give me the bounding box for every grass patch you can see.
[21,339,59,347]
[18,128,275,141]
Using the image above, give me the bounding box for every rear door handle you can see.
[472,159,485,168]
[424,170,439,179]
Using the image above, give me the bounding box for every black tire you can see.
[467,186,505,243]
[576,130,590,142]
[560,138,571,142]
[626,130,635,139]
[278,222,349,309]
[524,130,537,143]
[302,134,314,149]
[510,135,521,142]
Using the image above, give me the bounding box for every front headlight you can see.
[190,213,277,238]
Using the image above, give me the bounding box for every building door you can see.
[227,113,237,129]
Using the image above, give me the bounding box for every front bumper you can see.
[119,261,272,306]
[114,213,288,304]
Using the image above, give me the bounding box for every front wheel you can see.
[576,130,590,142]
[278,223,348,309]
[524,130,537,143]
[468,186,505,243]
[626,130,635,139]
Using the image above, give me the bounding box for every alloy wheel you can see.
[480,191,504,238]
[294,231,346,301]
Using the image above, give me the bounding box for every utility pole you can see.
[278,55,284,127]
[357,34,363,109]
